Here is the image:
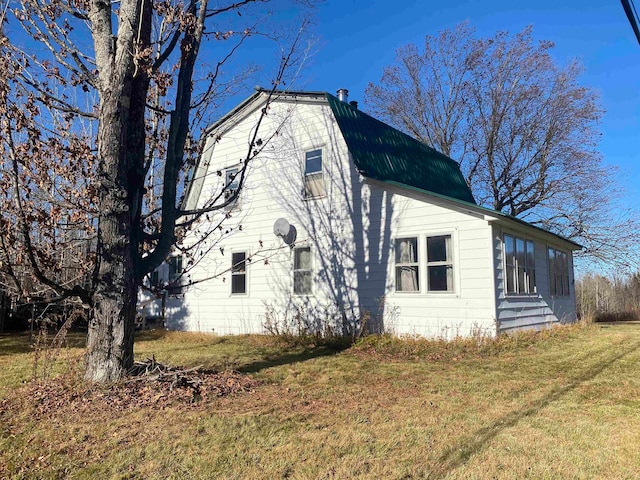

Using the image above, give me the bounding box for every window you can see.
[427,235,453,292]
[150,270,160,287]
[395,237,419,292]
[303,149,325,198]
[504,234,536,294]
[168,255,183,295]
[224,168,239,201]
[293,247,312,295]
[231,252,247,294]
[548,247,570,297]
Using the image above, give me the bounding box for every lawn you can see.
[1,323,640,479]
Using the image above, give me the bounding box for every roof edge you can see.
[381,179,583,250]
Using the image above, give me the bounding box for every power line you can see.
[621,0,640,45]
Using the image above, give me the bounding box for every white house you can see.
[143,88,580,338]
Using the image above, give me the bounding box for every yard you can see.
[1,323,640,479]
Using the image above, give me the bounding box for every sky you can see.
[228,0,640,214]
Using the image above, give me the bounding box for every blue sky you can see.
[294,0,640,204]
[223,0,638,218]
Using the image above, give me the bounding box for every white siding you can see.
[153,96,499,338]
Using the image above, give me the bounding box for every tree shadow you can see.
[427,339,640,478]
[237,341,351,374]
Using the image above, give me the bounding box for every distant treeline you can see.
[576,273,640,322]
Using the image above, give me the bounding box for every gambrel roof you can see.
[325,93,476,205]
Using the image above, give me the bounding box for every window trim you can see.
[503,232,537,296]
[293,245,313,296]
[548,246,571,297]
[230,250,248,296]
[303,148,326,199]
[392,232,458,295]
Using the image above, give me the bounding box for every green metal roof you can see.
[326,93,476,205]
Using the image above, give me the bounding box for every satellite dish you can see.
[273,218,290,237]
[273,218,297,245]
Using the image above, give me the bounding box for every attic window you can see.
[224,168,239,201]
[304,149,325,198]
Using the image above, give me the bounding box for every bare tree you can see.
[366,24,639,268]
[0,0,313,382]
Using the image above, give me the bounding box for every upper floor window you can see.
[293,246,313,295]
[395,237,419,292]
[548,248,570,297]
[427,235,453,292]
[504,234,536,295]
[224,168,239,201]
[231,251,247,295]
[304,149,325,198]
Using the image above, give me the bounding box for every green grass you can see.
[2,323,640,479]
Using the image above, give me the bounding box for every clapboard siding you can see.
[150,97,500,338]
[143,94,578,339]
[493,224,578,332]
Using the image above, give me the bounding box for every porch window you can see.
[231,252,247,295]
[426,235,453,292]
[504,234,536,294]
[293,246,313,295]
[395,237,419,292]
[548,248,570,297]
[304,149,325,198]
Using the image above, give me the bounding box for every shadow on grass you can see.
[428,339,640,479]
[0,332,86,356]
[237,342,352,374]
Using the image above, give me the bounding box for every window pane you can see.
[427,235,451,263]
[396,238,418,264]
[304,172,325,197]
[305,150,322,174]
[428,265,452,291]
[232,252,246,273]
[396,266,419,292]
[526,241,535,270]
[294,247,311,270]
[517,265,526,294]
[294,271,312,294]
[504,235,515,266]
[506,265,516,293]
[528,269,536,293]
[516,238,526,269]
[225,168,239,189]
[231,274,246,294]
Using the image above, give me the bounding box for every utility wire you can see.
[621,0,640,45]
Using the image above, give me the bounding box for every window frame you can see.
[168,255,184,296]
[230,250,248,296]
[395,237,420,293]
[548,247,571,297]
[426,234,455,293]
[503,233,537,296]
[293,245,313,296]
[303,148,325,199]
[224,167,240,203]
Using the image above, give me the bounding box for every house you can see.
[147,88,580,338]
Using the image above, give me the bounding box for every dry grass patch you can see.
[2,323,640,479]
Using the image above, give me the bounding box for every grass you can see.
[1,323,640,479]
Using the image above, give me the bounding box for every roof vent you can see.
[349,100,358,109]
[336,88,349,103]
